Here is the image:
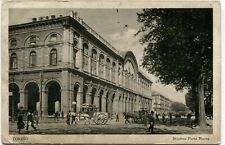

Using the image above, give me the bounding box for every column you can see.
[101,92,107,112]
[61,70,70,114]
[94,94,99,111]
[18,90,25,108]
[42,91,48,116]
[76,91,82,112]
[77,36,83,69]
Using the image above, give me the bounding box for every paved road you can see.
[9,118,212,135]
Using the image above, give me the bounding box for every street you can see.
[9,117,212,135]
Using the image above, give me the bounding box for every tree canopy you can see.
[136,9,213,127]
[136,8,212,91]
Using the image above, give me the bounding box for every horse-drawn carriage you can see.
[123,108,149,124]
[79,104,108,125]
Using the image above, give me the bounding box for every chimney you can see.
[32,18,37,22]
[51,15,56,19]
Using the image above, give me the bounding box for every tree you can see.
[170,102,188,115]
[136,9,212,128]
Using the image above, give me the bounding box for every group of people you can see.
[17,111,38,134]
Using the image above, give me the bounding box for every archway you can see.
[99,90,104,112]
[105,92,109,113]
[91,88,97,105]
[111,93,115,114]
[45,81,61,115]
[24,82,39,113]
[83,85,88,104]
[73,84,80,112]
[9,83,20,116]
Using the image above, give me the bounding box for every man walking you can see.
[26,112,37,132]
[148,111,155,134]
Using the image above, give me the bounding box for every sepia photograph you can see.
[2,0,221,144]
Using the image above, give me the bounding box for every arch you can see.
[44,32,62,45]
[83,85,88,104]
[24,35,40,47]
[82,43,89,71]
[49,49,57,65]
[9,83,20,116]
[91,87,97,105]
[91,49,97,74]
[24,82,39,113]
[106,58,111,79]
[45,81,61,115]
[99,54,105,77]
[29,51,37,67]
[105,92,109,113]
[111,62,116,82]
[99,90,104,112]
[10,53,17,69]
[10,38,17,48]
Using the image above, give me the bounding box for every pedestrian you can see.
[169,112,172,124]
[66,111,71,125]
[71,112,76,124]
[155,113,159,121]
[17,113,25,134]
[33,110,39,125]
[116,113,119,122]
[148,111,155,134]
[26,112,37,132]
[162,113,165,123]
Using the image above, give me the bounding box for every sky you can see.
[9,8,187,104]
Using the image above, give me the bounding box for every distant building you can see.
[9,11,153,117]
[152,91,172,114]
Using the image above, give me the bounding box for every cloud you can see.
[107,28,186,104]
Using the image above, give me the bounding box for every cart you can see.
[79,104,108,125]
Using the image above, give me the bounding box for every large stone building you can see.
[152,91,172,115]
[9,11,153,118]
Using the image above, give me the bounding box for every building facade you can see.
[152,91,172,115]
[9,12,152,118]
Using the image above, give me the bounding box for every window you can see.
[91,49,97,75]
[10,39,17,47]
[50,49,57,65]
[106,58,110,79]
[49,34,57,42]
[111,62,116,82]
[10,53,17,69]
[82,43,89,71]
[99,54,104,77]
[29,51,37,67]
[73,49,77,67]
[30,36,37,45]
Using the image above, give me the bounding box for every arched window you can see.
[50,49,57,65]
[99,54,104,77]
[91,49,97,75]
[111,62,116,82]
[10,53,17,69]
[29,51,37,67]
[10,39,17,48]
[106,58,110,79]
[49,34,57,42]
[82,43,89,71]
[29,36,37,46]
[73,49,78,68]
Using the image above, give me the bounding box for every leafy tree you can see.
[136,9,212,128]
[170,102,188,113]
